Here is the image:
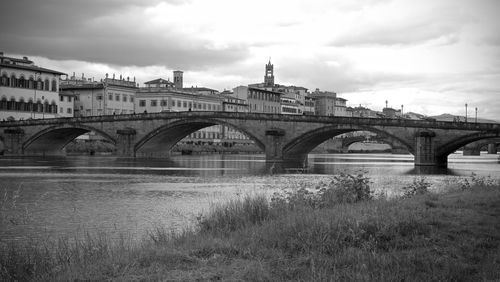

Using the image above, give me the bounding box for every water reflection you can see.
[0,152,498,244]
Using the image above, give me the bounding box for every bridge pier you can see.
[2,128,25,156]
[414,131,447,167]
[116,128,137,157]
[487,143,498,154]
[264,128,308,171]
[264,128,286,163]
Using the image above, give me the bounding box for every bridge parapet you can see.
[1,112,499,169]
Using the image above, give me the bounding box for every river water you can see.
[1,153,499,243]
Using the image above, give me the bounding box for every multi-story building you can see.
[382,107,402,118]
[0,52,67,120]
[233,86,281,114]
[220,92,251,143]
[303,96,315,115]
[60,73,138,116]
[281,97,301,115]
[249,60,312,114]
[309,89,348,117]
[135,75,224,144]
[346,105,379,118]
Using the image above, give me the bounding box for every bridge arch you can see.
[437,132,500,158]
[23,124,116,155]
[283,125,414,162]
[134,118,265,157]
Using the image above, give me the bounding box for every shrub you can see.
[319,172,373,205]
[402,177,431,198]
[271,172,373,209]
[456,173,499,190]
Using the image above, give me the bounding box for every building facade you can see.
[310,89,348,117]
[233,86,281,114]
[135,79,224,143]
[248,60,312,115]
[221,93,251,142]
[347,106,379,118]
[0,53,67,120]
[60,73,138,117]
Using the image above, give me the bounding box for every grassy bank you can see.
[1,176,500,281]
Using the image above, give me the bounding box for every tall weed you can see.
[198,194,272,234]
[402,177,431,198]
[271,172,373,209]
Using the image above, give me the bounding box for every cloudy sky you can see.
[1,0,499,120]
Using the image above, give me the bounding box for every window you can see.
[139,100,146,107]
[67,108,72,114]
[60,96,64,102]
[183,101,187,108]
[115,94,120,101]
[108,94,113,101]
[123,95,127,102]
[151,100,157,107]
[161,100,167,106]
[60,107,63,113]
[130,97,134,102]
[68,96,72,102]
[177,101,181,107]
[96,95,103,100]
[1,74,9,87]
[51,80,57,92]
[18,76,26,88]
[44,79,49,91]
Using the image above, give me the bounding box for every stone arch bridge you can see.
[0,112,499,168]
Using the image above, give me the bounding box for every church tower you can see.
[264,59,274,87]
[173,70,183,89]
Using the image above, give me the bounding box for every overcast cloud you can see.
[1,0,499,120]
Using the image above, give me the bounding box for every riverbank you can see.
[1,178,499,281]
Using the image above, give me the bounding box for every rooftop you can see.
[144,78,174,85]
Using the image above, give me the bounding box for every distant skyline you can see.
[1,0,499,120]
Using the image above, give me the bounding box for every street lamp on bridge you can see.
[465,103,468,123]
[475,107,478,123]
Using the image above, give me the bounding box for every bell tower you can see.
[173,70,183,89]
[264,59,274,87]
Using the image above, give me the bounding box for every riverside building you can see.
[0,52,68,120]
[135,72,224,145]
[309,89,348,117]
[220,91,252,145]
[247,60,312,115]
[60,73,138,117]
